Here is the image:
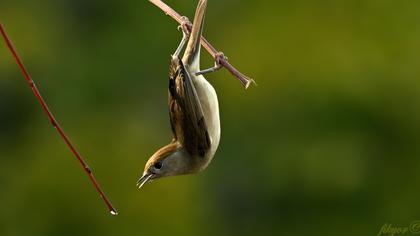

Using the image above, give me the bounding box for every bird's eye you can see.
[154,162,163,170]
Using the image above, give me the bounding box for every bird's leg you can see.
[195,52,226,76]
[172,16,191,58]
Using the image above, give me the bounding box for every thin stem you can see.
[148,0,255,89]
[0,23,118,216]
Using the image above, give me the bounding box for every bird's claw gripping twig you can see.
[177,16,192,36]
[215,52,226,66]
[195,51,226,76]
[173,16,192,58]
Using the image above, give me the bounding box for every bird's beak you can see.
[136,172,154,189]
[183,0,207,67]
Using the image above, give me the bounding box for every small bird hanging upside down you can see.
[137,0,222,188]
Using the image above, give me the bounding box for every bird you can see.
[137,0,221,188]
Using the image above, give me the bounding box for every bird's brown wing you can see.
[168,57,211,157]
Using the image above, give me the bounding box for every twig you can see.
[0,23,118,216]
[148,0,255,89]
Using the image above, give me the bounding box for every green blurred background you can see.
[1,0,420,235]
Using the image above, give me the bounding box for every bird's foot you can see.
[195,52,227,76]
[172,16,192,58]
[177,16,192,36]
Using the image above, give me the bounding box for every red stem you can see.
[148,0,255,89]
[0,23,118,216]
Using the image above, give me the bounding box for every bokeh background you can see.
[1,0,420,235]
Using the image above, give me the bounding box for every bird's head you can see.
[137,142,194,188]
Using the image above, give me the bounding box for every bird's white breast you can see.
[192,74,221,161]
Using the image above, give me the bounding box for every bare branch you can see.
[148,0,255,89]
[0,23,118,216]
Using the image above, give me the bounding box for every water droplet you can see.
[110,210,118,216]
